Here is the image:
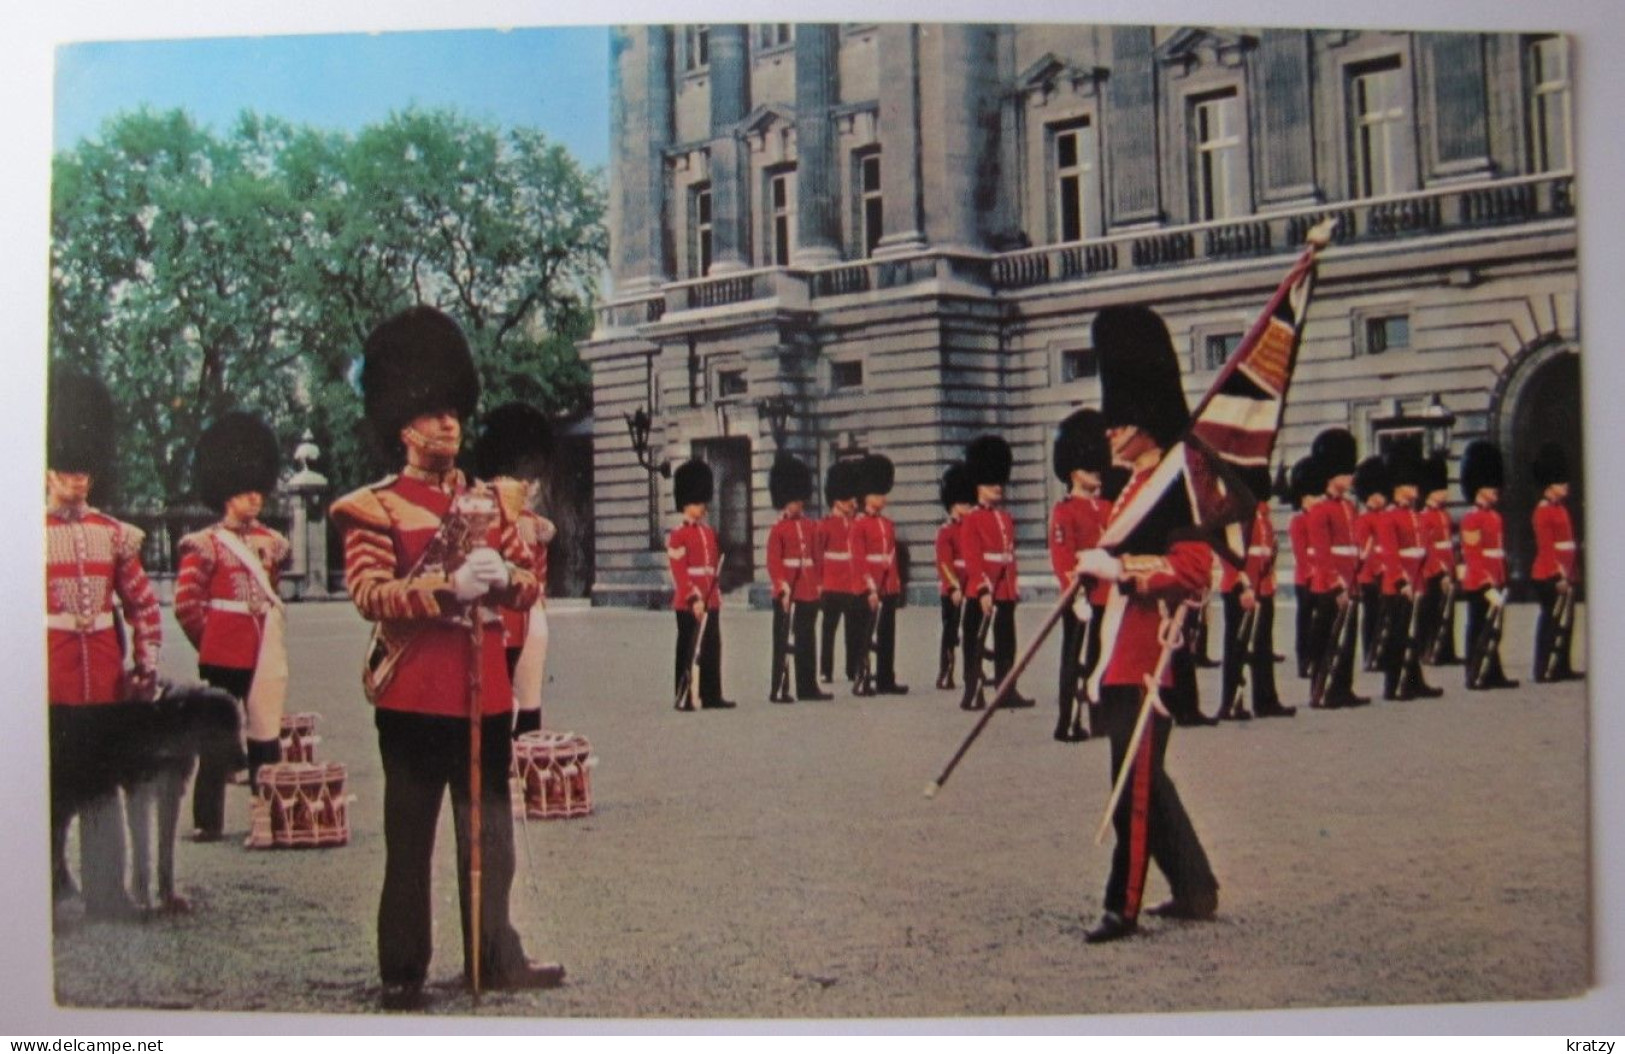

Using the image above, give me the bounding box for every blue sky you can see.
[53,26,611,168]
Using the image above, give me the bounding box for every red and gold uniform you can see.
[852,505,906,692]
[1218,501,1288,716]
[1419,501,1457,663]
[1288,507,1315,678]
[960,500,1021,701]
[1461,501,1512,687]
[504,508,553,735]
[1306,495,1359,597]
[1374,500,1434,698]
[47,506,161,706]
[667,517,720,613]
[1532,495,1579,680]
[1051,492,1110,726]
[1305,492,1363,705]
[175,522,289,671]
[817,509,863,682]
[934,514,966,686]
[767,510,821,698]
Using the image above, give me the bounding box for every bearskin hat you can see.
[1093,305,1190,447]
[1353,456,1391,503]
[769,453,813,509]
[855,454,895,499]
[1235,465,1273,509]
[1422,451,1450,497]
[1459,441,1504,501]
[964,435,1013,488]
[197,411,280,511]
[1310,428,1358,478]
[473,402,552,483]
[1531,442,1570,488]
[360,305,480,454]
[1384,447,1427,491]
[1101,465,1132,503]
[1288,456,1326,505]
[673,459,714,509]
[47,371,115,478]
[1052,408,1111,483]
[825,458,862,505]
[939,461,975,511]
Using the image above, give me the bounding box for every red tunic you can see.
[667,519,721,611]
[1289,511,1315,588]
[1420,505,1454,581]
[1459,506,1507,590]
[1375,504,1427,596]
[766,513,821,603]
[1531,500,1578,581]
[851,512,902,597]
[1221,502,1277,597]
[1354,508,1384,587]
[1050,494,1111,605]
[174,520,290,670]
[330,470,538,718]
[46,505,162,706]
[934,518,965,597]
[817,513,862,595]
[499,509,553,648]
[1306,496,1359,594]
[961,504,1019,602]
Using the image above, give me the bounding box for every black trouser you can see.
[192,664,253,835]
[1098,684,1218,921]
[1463,586,1509,686]
[1418,575,1449,666]
[674,609,724,705]
[1294,586,1316,678]
[820,593,867,681]
[870,594,902,688]
[375,709,529,987]
[772,599,821,696]
[1309,590,1358,701]
[1057,604,1087,725]
[1533,579,1575,680]
[1430,578,1460,663]
[1360,582,1384,669]
[939,595,962,652]
[963,598,1018,692]
[1220,590,1279,712]
[1380,591,1430,695]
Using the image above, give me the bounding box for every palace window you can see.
[1191,91,1246,221]
[756,24,793,50]
[1050,120,1099,243]
[684,26,710,72]
[717,368,749,400]
[831,360,864,391]
[1528,35,1572,173]
[766,167,794,267]
[1204,332,1244,371]
[1364,314,1410,355]
[690,183,713,278]
[1348,58,1412,199]
[1059,348,1098,382]
[857,151,883,258]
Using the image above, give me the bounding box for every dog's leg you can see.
[157,762,191,912]
[124,778,155,912]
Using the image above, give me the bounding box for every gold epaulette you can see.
[330,476,398,530]
[490,477,529,526]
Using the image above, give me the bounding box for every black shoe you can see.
[379,981,428,1011]
[1067,721,1092,742]
[770,694,795,704]
[1254,701,1298,718]
[487,960,566,991]
[798,688,834,701]
[190,828,224,844]
[1084,912,1139,944]
[1273,653,1287,663]
[1146,889,1218,921]
[1054,718,1074,742]
[1174,712,1219,727]
[876,683,910,695]
[1218,706,1252,722]
[1409,683,1444,699]
[960,687,985,711]
[1487,676,1520,690]
[700,698,737,709]
[1000,692,1037,709]
[1195,658,1221,669]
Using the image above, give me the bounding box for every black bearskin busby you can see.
[1311,428,1358,478]
[856,454,895,499]
[964,435,1013,488]
[47,372,116,479]
[769,453,813,510]
[1459,441,1504,501]
[197,411,281,511]
[1093,306,1190,447]
[825,458,862,505]
[939,461,975,511]
[1288,456,1326,505]
[1531,442,1570,488]
[360,305,480,455]
[1353,456,1391,504]
[1422,451,1450,497]
[673,459,714,509]
[1385,447,1427,491]
[1235,466,1273,509]
[474,402,553,483]
[1052,408,1111,483]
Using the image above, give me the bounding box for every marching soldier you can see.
[47,372,163,920]
[1459,441,1518,690]
[174,412,291,841]
[1374,449,1443,701]
[765,453,829,702]
[667,459,734,710]
[1077,305,1220,944]
[1218,469,1295,720]
[1530,442,1581,681]
[1048,408,1111,742]
[934,462,974,691]
[817,460,865,685]
[329,306,565,1010]
[1286,457,1324,680]
[959,435,1034,711]
[1419,453,1459,666]
[1304,429,1369,709]
[852,454,908,695]
[472,402,555,737]
[1352,456,1390,671]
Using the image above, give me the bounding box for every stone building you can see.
[582,23,1579,606]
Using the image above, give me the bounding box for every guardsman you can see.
[959,435,1033,710]
[852,454,908,695]
[816,460,865,685]
[1286,457,1324,680]
[47,372,163,920]
[1459,441,1518,690]
[1530,442,1581,681]
[1048,408,1111,742]
[765,453,829,702]
[1076,304,1220,944]
[1374,449,1443,701]
[1419,453,1459,666]
[174,411,290,840]
[329,306,564,1011]
[934,462,974,691]
[1218,468,1296,721]
[667,459,733,710]
[1304,429,1369,708]
[472,402,555,737]
[1351,456,1390,671]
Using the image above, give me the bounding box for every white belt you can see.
[1399,547,1425,559]
[1330,545,1358,556]
[781,559,811,568]
[952,559,965,568]
[1432,542,1453,551]
[1247,546,1272,556]
[688,566,717,577]
[1483,549,1505,558]
[208,599,259,615]
[1555,541,1576,551]
[983,553,1014,563]
[865,554,894,564]
[824,551,851,560]
[45,611,115,632]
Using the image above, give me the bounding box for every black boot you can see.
[246,738,283,793]
[936,649,956,690]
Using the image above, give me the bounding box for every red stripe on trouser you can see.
[1124,720,1156,919]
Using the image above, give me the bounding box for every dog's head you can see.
[149,682,245,765]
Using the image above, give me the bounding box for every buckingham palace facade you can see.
[580,23,1579,607]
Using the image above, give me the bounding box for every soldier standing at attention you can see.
[959,435,1034,711]
[46,373,163,920]
[1304,429,1369,709]
[851,454,909,695]
[1458,441,1518,691]
[1218,468,1296,721]
[765,453,829,703]
[667,459,734,710]
[1047,409,1111,742]
[329,306,565,1011]
[816,460,864,686]
[933,462,974,691]
[1286,457,1324,681]
[1530,443,1581,682]
[175,412,291,840]
[1374,449,1443,701]
[1351,456,1390,671]
[1418,453,1458,666]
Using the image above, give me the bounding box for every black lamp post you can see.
[757,395,796,447]
[624,406,671,478]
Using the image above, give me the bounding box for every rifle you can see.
[1398,582,1427,677]
[1222,598,1259,717]
[1424,576,1456,664]
[674,554,726,711]
[1545,585,1574,680]
[771,557,803,702]
[1467,590,1505,690]
[1365,586,1390,672]
[1310,589,1356,706]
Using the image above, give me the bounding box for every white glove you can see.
[1076,549,1122,582]
[1486,587,1505,609]
[1071,593,1092,621]
[465,547,511,588]
[451,561,493,602]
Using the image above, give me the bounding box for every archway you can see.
[1492,341,1583,593]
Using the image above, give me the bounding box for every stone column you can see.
[707,24,751,273]
[873,22,927,256]
[609,26,675,295]
[1105,25,1162,226]
[793,24,842,265]
[917,23,1000,254]
[1256,29,1319,204]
